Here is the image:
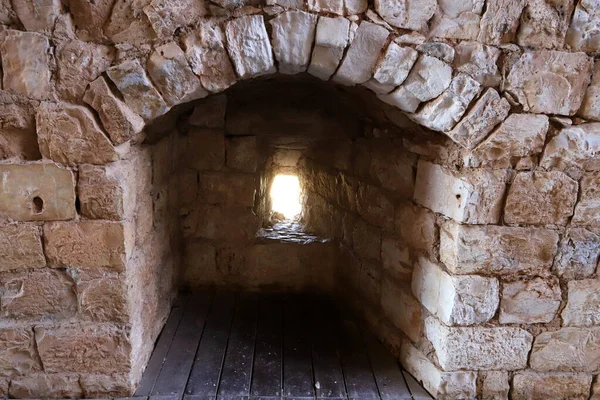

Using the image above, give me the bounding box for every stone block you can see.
[78,162,134,221]
[425,316,533,371]
[66,0,114,40]
[530,327,600,372]
[381,280,422,342]
[0,224,45,271]
[183,241,217,287]
[477,0,526,44]
[396,203,437,255]
[374,0,436,31]
[440,221,559,275]
[70,269,128,323]
[516,0,574,49]
[189,95,227,128]
[429,1,483,40]
[554,228,600,279]
[183,204,259,242]
[574,173,600,227]
[182,128,225,170]
[0,101,40,161]
[566,0,600,53]
[499,277,561,324]
[562,279,600,327]
[8,373,83,398]
[270,10,317,74]
[372,43,418,87]
[0,327,40,377]
[0,163,76,221]
[580,61,600,121]
[226,136,258,172]
[225,15,275,79]
[381,235,410,279]
[351,218,381,262]
[80,373,132,397]
[356,183,394,231]
[541,123,600,172]
[453,41,501,87]
[513,372,592,400]
[412,257,499,326]
[413,160,506,224]
[481,371,510,400]
[12,0,60,31]
[307,16,350,80]
[143,0,207,38]
[504,171,578,226]
[197,172,256,207]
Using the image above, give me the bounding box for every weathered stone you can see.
[107,59,169,121]
[446,88,510,149]
[70,269,128,323]
[183,241,216,286]
[226,136,257,172]
[580,61,600,121]
[412,257,499,326]
[541,123,600,172]
[36,102,119,165]
[414,161,506,224]
[44,221,129,271]
[372,43,418,87]
[573,173,600,227]
[0,224,45,271]
[56,40,114,100]
[381,235,410,278]
[0,101,40,161]
[267,0,304,8]
[477,0,526,44]
[566,0,600,53]
[0,327,40,376]
[554,228,600,279]
[355,183,393,231]
[80,373,132,397]
[517,0,574,49]
[562,279,600,327]
[12,0,60,31]
[381,281,422,342]
[374,0,436,31]
[270,11,317,75]
[307,0,365,15]
[143,0,207,38]
[429,0,483,40]
[504,171,578,226]
[441,222,558,276]
[183,204,259,242]
[8,373,82,398]
[481,371,509,400]
[417,42,455,63]
[396,203,437,255]
[147,42,208,106]
[65,0,114,40]
[499,277,561,324]
[35,325,131,373]
[351,218,382,262]
[84,76,145,146]
[197,172,256,207]
[379,55,453,113]
[0,30,51,99]
[182,128,225,170]
[401,342,477,399]
[225,15,275,79]
[512,372,592,400]
[411,73,481,132]
[592,377,600,400]
[530,327,600,372]
[189,95,227,128]
[333,21,389,85]
[104,0,157,44]
[425,316,533,371]
[505,50,593,115]
[0,163,76,221]
[307,16,351,80]
[453,41,501,87]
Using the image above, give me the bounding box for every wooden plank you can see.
[152,293,212,396]
[402,370,434,400]
[217,293,259,398]
[135,296,190,396]
[185,292,237,397]
[250,294,283,398]
[365,334,411,400]
[282,295,314,398]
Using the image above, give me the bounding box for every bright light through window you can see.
[270,175,301,219]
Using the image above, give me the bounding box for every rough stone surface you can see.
[412,257,499,326]
[197,172,256,207]
[504,171,578,226]
[429,0,483,40]
[499,277,561,324]
[270,11,317,74]
[307,16,350,81]
[8,373,82,398]
[554,228,600,279]
[481,371,510,400]
[453,41,501,87]
[70,269,128,323]
[226,136,258,172]
[0,328,40,377]
[374,0,436,31]
[425,316,533,371]
[143,0,207,38]
[189,95,227,128]
[0,101,40,161]
[512,372,592,400]
[381,280,422,342]
[65,0,114,40]
[12,0,60,31]
[530,327,600,372]
[505,50,593,116]
[440,222,559,275]
[0,163,76,222]
[80,373,131,397]
[477,0,526,44]
[517,0,574,49]
[566,0,600,53]
[0,224,45,271]
[225,15,276,79]
[372,43,418,87]
[395,203,437,255]
[417,42,456,63]
[182,128,225,170]
[573,173,600,227]
[541,123,600,172]
[580,61,600,121]
[562,279,600,327]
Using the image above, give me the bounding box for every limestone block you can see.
[412,257,499,326]
[445,88,510,149]
[358,260,381,307]
[411,73,482,132]
[562,279,600,327]
[504,171,578,226]
[333,21,389,85]
[541,123,600,172]
[469,113,549,168]
[481,371,510,400]
[36,102,119,165]
[453,41,501,87]
[0,101,40,160]
[84,76,145,146]
[12,0,60,31]
[189,95,227,128]
[270,11,317,74]
[267,0,304,8]
[0,327,40,376]
[78,163,130,220]
[147,42,208,106]
[65,0,114,40]
[373,43,418,87]
[580,61,600,121]
[505,50,593,116]
[413,160,506,224]
[307,16,350,80]
[512,372,592,400]
[379,55,452,113]
[374,0,436,31]
[44,221,130,271]
[381,235,410,278]
[56,40,114,101]
[425,316,533,371]
[80,373,132,397]
[429,0,483,40]
[182,128,225,170]
[35,325,131,374]
[440,222,558,276]
[183,204,259,242]
[0,224,45,271]
[517,0,574,49]
[401,342,476,399]
[0,30,51,99]
[183,21,237,93]
[143,0,207,38]
[107,59,169,121]
[499,277,561,324]
[554,228,600,279]
[417,42,455,63]
[8,373,82,398]
[0,163,76,221]
[592,377,600,400]
[530,327,600,372]
[225,15,275,79]
[356,183,394,231]
[70,269,128,323]
[104,0,157,45]
[574,173,600,227]
[477,0,526,44]
[226,136,257,172]
[0,269,77,319]
[197,172,256,207]
[352,218,381,262]
[183,241,216,287]
[396,203,437,254]
[566,0,600,53]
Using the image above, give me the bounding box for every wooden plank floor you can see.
[133,290,434,400]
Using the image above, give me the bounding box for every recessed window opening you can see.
[270,174,301,220]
